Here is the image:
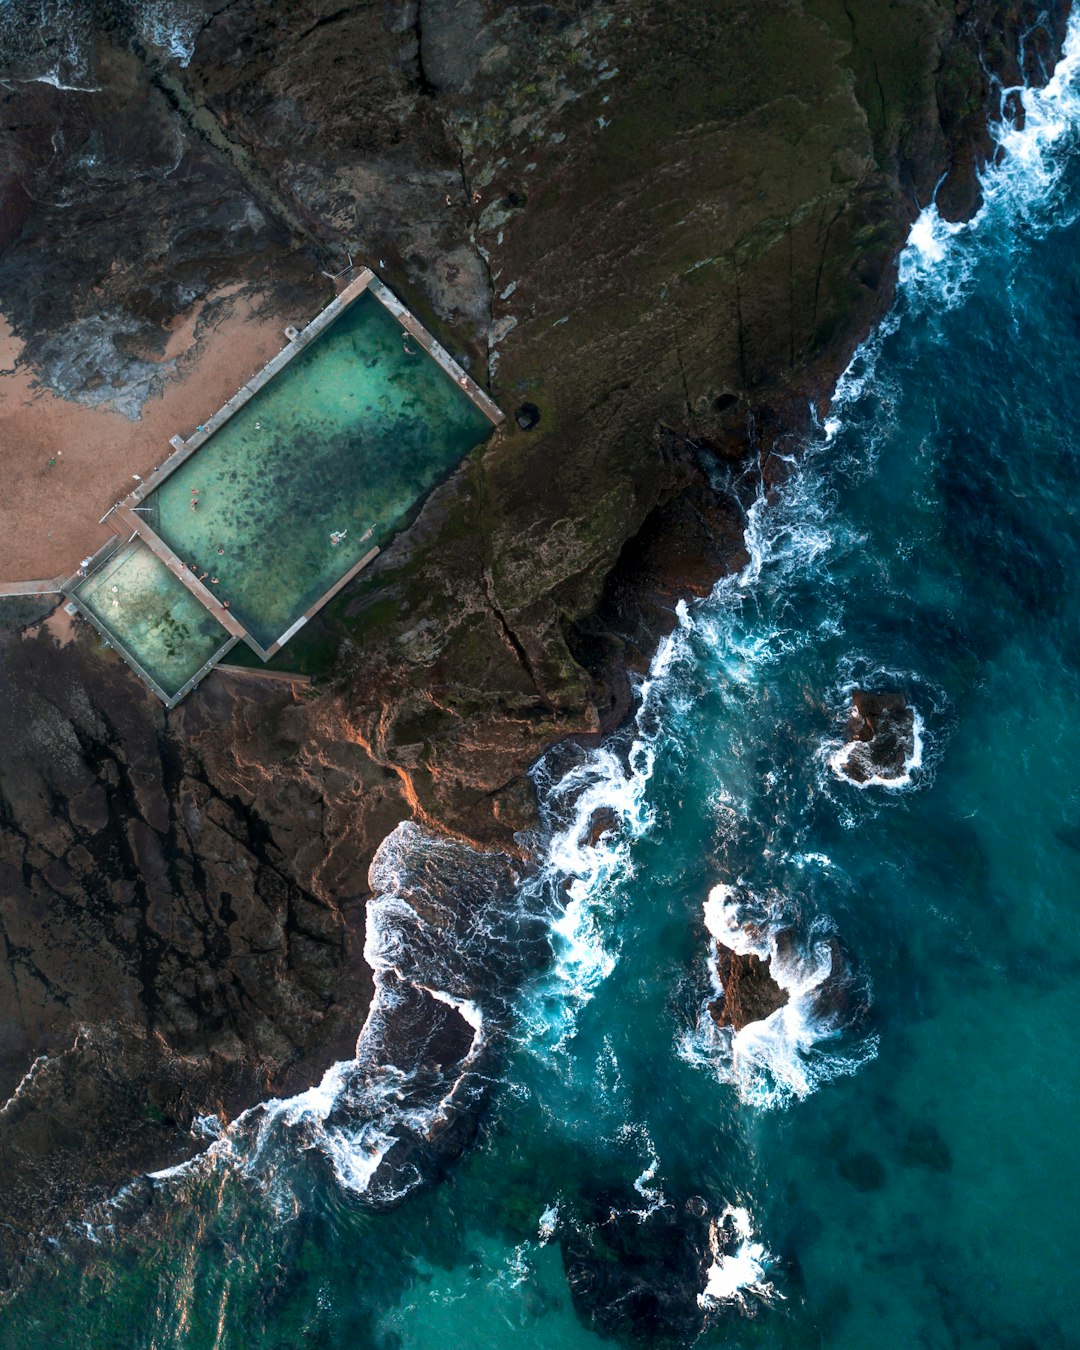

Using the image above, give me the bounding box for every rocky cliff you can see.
[0,0,1068,1276]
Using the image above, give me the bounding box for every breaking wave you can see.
[678,885,878,1111]
[698,1206,779,1314]
[901,9,1080,309]
[145,822,546,1212]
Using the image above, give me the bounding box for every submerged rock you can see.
[561,1193,772,1340]
[708,947,788,1031]
[561,1195,714,1342]
[834,689,916,784]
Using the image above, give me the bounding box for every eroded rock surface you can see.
[709,947,788,1032]
[0,0,1069,1269]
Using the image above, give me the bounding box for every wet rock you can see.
[708,947,788,1031]
[561,1196,713,1342]
[582,806,618,849]
[836,689,916,784]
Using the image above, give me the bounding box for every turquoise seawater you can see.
[147,289,492,651]
[6,24,1080,1350]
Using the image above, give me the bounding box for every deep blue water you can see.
[5,18,1080,1350]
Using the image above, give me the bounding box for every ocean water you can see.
[5,17,1080,1350]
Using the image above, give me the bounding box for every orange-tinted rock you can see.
[708,946,788,1031]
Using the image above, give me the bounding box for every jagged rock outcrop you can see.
[835,688,917,783]
[0,0,1069,1269]
[709,948,788,1032]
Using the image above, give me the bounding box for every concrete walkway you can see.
[0,577,66,597]
[110,504,249,643]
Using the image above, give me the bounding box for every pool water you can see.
[146,290,494,652]
[75,538,233,699]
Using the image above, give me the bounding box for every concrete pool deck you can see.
[0,577,66,597]
[47,268,504,706]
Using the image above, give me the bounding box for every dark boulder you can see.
[561,1196,713,1343]
[582,806,619,849]
[835,689,915,783]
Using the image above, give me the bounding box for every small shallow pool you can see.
[75,538,234,701]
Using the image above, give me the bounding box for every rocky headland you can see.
[0,0,1069,1278]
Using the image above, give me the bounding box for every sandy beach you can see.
[0,290,290,581]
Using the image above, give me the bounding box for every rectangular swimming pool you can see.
[143,288,494,653]
[74,538,235,702]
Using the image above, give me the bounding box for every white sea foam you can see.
[686,886,878,1110]
[519,649,676,1049]
[697,1206,778,1312]
[621,1123,666,1217]
[537,1202,559,1243]
[827,706,925,789]
[898,8,1080,310]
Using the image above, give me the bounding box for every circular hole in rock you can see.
[515,402,541,431]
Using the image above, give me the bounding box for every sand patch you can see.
[25,603,79,647]
[0,291,291,579]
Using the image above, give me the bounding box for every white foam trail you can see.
[621,1123,666,1217]
[698,1206,778,1312]
[537,1202,559,1243]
